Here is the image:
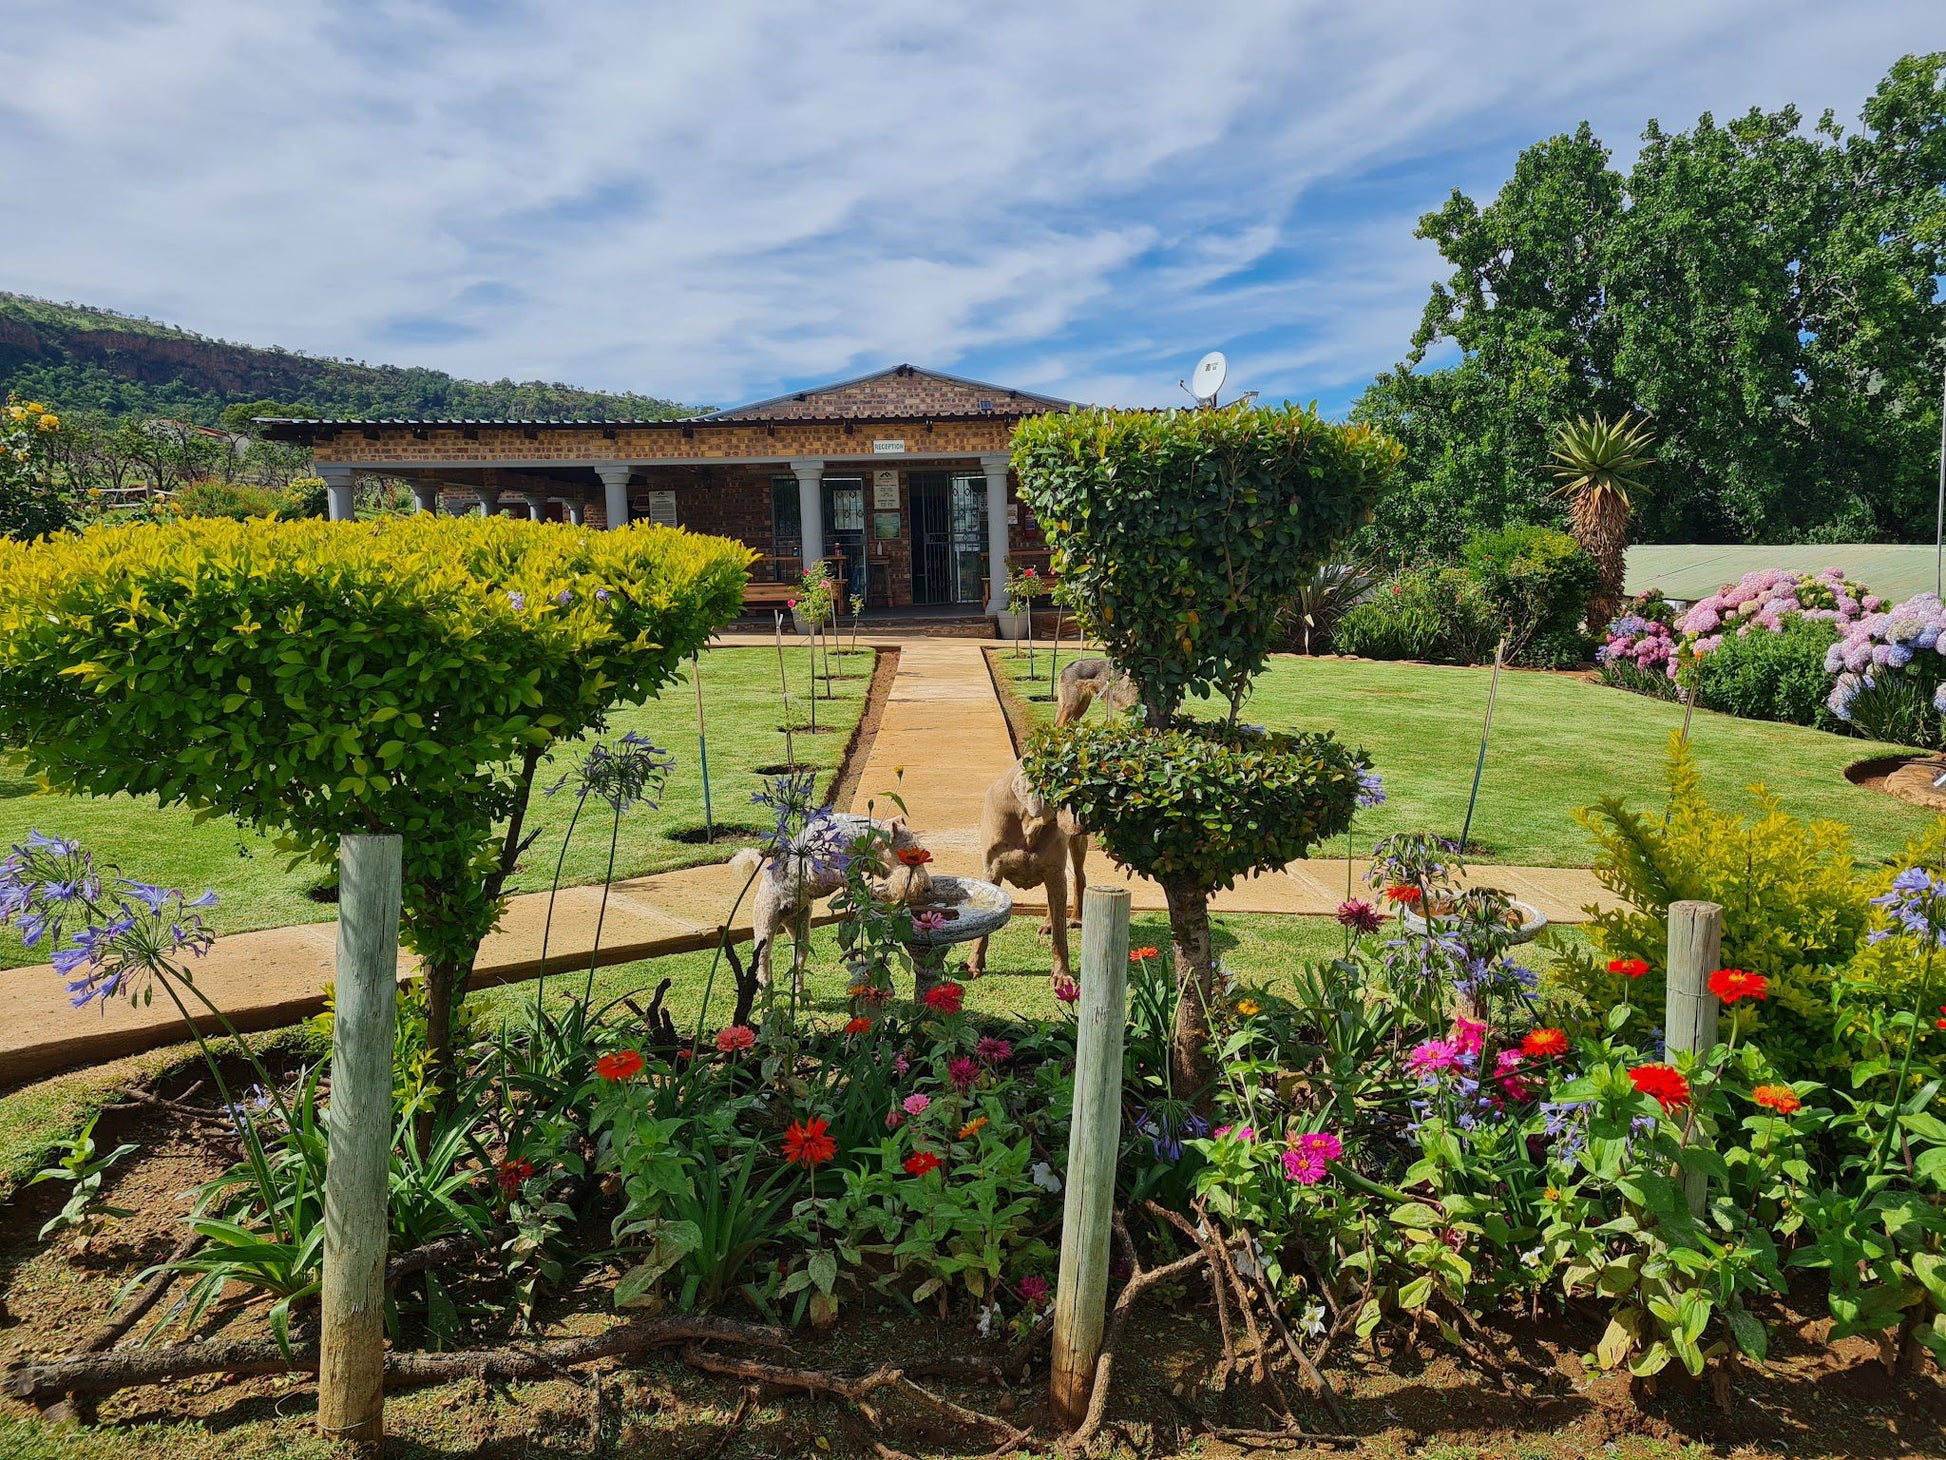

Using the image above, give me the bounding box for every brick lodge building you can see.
[264,365,1077,619]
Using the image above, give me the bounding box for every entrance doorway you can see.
[908,472,988,605]
[822,477,867,604]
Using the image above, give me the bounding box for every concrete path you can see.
[0,634,1618,1086]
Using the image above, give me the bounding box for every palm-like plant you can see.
[1548,412,1656,626]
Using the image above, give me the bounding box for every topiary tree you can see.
[0,515,749,1089]
[1014,404,1401,1088]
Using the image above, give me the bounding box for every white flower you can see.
[1521,1245,1545,1268]
[1030,1161,1062,1194]
[1298,1301,1327,1339]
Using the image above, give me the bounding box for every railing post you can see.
[318,833,401,1452]
[1665,899,1723,1216]
[1050,885,1131,1429]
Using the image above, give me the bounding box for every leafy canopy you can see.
[0,515,750,972]
[1010,403,1401,721]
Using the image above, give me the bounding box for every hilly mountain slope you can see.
[0,293,697,424]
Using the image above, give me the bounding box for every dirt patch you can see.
[1847,752,1946,810]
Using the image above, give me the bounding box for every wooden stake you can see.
[1458,636,1506,855]
[1665,899,1722,1217]
[318,833,401,1453]
[1051,884,1131,1429]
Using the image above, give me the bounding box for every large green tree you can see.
[1356,52,1946,561]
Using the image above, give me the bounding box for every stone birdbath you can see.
[901,874,1012,993]
[1402,895,1548,946]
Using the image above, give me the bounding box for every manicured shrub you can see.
[1333,565,1500,664]
[1461,525,1596,667]
[1596,589,1682,696]
[1013,403,1398,1084]
[0,515,750,1080]
[1692,616,1842,730]
[171,480,296,520]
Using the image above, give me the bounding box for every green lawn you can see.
[0,645,871,968]
[993,647,1941,868]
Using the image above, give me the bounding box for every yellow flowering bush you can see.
[0,514,750,1076]
[1,396,76,540]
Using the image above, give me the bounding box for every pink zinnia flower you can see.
[976,1036,1013,1064]
[1052,975,1080,1004]
[902,1092,931,1116]
[1213,1125,1256,1142]
[1451,1017,1486,1056]
[1016,1274,1049,1304]
[1282,1148,1327,1185]
[1406,1039,1461,1077]
[1336,899,1382,934]
[947,1056,978,1091]
[1294,1130,1342,1162]
[715,1024,756,1054]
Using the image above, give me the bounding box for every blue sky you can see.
[0,1,1937,416]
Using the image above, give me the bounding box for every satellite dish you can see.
[1191,351,1228,405]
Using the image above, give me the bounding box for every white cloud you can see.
[0,0,1935,410]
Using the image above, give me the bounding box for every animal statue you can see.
[730,812,930,993]
[1055,657,1140,726]
[966,763,1088,984]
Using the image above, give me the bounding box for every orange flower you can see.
[1385,884,1423,906]
[783,1116,837,1168]
[1129,947,1159,963]
[595,1049,645,1081]
[959,1116,989,1139]
[903,1151,942,1176]
[716,1024,757,1053]
[1753,1084,1801,1116]
[1607,957,1649,979]
[1520,1028,1568,1059]
[843,1016,872,1035]
[1628,1063,1690,1110]
[1708,968,1768,1004]
[896,846,933,867]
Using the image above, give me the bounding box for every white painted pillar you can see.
[596,464,632,530]
[320,464,356,522]
[565,499,586,526]
[981,452,1012,614]
[477,487,502,517]
[519,492,548,522]
[792,458,825,570]
[410,481,440,514]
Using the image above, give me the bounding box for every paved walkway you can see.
[0,635,1617,1085]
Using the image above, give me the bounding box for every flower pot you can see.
[791,607,817,637]
[994,609,1029,641]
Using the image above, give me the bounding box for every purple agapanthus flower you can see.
[1356,769,1385,809]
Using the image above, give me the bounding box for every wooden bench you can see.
[743,581,798,608]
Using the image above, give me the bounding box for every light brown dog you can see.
[966,764,1088,983]
[1055,657,1139,726]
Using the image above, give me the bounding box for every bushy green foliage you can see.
[1022,719,1367,892]
[1462,525,1595,666]
[1011,404,1400,719]
[170,480,301,521]
[1561,733,1879,1076]
[1693,617,1842,731]
[1,398,78,541]
[1333,565,1501,664]
[0,515,749,1062]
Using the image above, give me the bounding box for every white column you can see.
[319,464,356,522]
[410,481,440,514]
[981,452,1012,614]
[565,499,586,526]
[519,491,548,522]
[792,458,824,570]
[596,464,632,530]
[477,487,502,517]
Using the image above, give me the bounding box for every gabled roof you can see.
[698,363,1074,423]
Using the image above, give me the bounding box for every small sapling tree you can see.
[1014,403,1401,1088]
[0,514,748,1093]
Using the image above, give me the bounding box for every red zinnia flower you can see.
[716,1024,757,1053]
[1129,947,1159,963]
[843,1016,872,1035]
[1607,957,1649,979]
[1520,1028,1569,1059]
[922,982,964,1014]
[903,1150,942,1176]
[595,1049,645,1081]
[1752,1084,1801,1116]
[1707,967,1768,1004]
[1628,1063,1690,1110]
[783,1116,837,1168]
[495,1158,536,1197]
[896,847,933,867]
[1384,884,1423,907]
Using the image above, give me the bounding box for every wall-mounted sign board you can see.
[646,490,678,526]
[873,470,900,508]
[873,439,906,455]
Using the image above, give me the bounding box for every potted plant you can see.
[995,563,1041,642]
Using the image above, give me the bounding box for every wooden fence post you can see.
[1665,899,1723,1216]
[318,833,401,1452]
[1050,884,1131,1429]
